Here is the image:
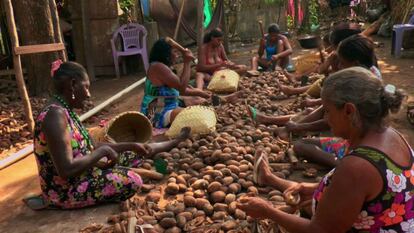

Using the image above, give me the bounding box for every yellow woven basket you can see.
[88,111,152,143]
[293,52,321,74]
[207,69,240,93]
[165,105,217,138]
[305,77,324,98]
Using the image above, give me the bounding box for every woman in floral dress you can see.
[238,67,414,232]
[31,61,189,209]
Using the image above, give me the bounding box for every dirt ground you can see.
[0,36,413,233]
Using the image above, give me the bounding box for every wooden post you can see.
[3,0,35,133]
[49,0,67,61]
[197,0,204,54]
[221,1,230,54]
[81,0,95,80]
[173,0,186,40]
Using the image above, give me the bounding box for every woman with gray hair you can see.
[238,67,412,232]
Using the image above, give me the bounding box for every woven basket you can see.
[207,69,240,93]
[305,77,324,98]
[165,105,217,138]
[88,111,152,143]
[293,52,321,74]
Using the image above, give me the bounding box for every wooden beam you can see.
[0,68,27,76]
[197,0,204,58]
[13,43,65,55]
[81,0,96,81]
[3,0,34,133]
[221,1,230,54]
[173,0,186,40]
[49,0,67,61]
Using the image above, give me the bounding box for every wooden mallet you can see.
[258,20,265,39]
[165,36,196,60]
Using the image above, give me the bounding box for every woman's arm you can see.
[196,45,225,73]
[43,107,117,178]
[286,119,330,133]
[149,59,191,94]
[318,52,337,75]
[258,38,266,58]
[275,35,293,58]
[240,156,380,233]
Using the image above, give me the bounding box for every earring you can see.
[72,93,75,100]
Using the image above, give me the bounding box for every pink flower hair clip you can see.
[51,59,63,77]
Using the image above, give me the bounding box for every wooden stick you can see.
[49,0,67,61]
[165,36,196,61]
[127,216,137,233]
[258,20,265,39]
[3,0,34,133]
[196,0,204,59]
[165,36,187,53]
[173,0,186,40]
[14,43,65,55]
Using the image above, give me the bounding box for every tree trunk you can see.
[300,0,310,32]
[293,0,299,29]
[12,0,59,96]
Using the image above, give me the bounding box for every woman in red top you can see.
[195,28,247,90]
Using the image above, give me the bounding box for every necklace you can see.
[53,94,93,149]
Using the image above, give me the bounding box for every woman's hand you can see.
[198,90,212,99]
[236,197,273,219]
[224,60,235,68]
[271,54,280,61]
[130,143,151,156]
[183,49,195,63]
[283,182,318,207]
[285,121,299,132]
[95,145,119,168]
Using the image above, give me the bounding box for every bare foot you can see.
[222,90,244,104]
[254,149,272,186]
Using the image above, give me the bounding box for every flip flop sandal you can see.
[245,100,257,124]
[22,195,49,210]
[137,224,154,233]
[407,102,414,126]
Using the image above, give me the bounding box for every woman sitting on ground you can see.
[248,35,384,168]
[249,23,293,72]
[195,28,247,90]
[30,61,191,210]
[141,39,212,129]
[249,34,382,128]
[239,67,410,233]
[141,38,243,129]
[279,23,363,96]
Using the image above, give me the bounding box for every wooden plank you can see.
[3,0,34,132]
[0,68,27,76]
[49,0,67,61]
[196,0,204,60]
[14,43,65,55]
[173,0,185,40]
[81,0,96,81]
